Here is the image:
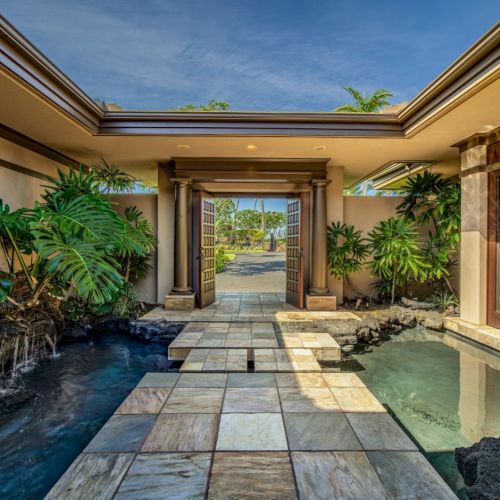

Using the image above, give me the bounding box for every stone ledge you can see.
[305,294,337,311]
[444,317,500,352]
[164,293,196,311]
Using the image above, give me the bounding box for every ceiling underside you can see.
[0,64,498,186]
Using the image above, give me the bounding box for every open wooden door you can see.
[286,195,304,308]
[199,194,216,308]
[488,170,500,327]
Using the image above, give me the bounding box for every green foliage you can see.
[368,217,428,303]
[235,209,262,231]
[215,246,226,273]
[0,163,158,317]
[172,98,230,112]
[0,276,14,302]
[335,87,393,112]
[427,290,459,311]
[327,222,369,280]
[264,211,286,236]
[93,158,137,194]
[397,171,461,294]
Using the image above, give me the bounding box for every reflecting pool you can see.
[353,327,500,499]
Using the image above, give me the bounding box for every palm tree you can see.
[335,87,393,112]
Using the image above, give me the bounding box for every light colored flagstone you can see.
[115,452,211,500]
[292,451,390,499]
[367,451,457,499]
[45,453,134,500]
[115,388,171,414]
[208,452,297,499]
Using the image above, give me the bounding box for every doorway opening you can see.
[214,197,287,294]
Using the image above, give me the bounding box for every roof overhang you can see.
[1,15,498,139]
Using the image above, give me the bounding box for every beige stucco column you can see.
[171,178,192,294]
[309,179,330,295]
[458,138,488,325]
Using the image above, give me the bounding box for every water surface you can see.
[354,327,500,499]
[0,334,175,500]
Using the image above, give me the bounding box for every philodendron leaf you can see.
[0,277,14,302]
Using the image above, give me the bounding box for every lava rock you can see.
[0,386,36,412]
[92,318,130,333]
[415,310,444,330]
[0,319,30,338]
[30,319,57,337]
[128,320,186,342]
[389,306,416,326]
[456,437,500,500]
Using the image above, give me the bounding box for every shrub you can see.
[215,247,226,273]
[368,217,428,304]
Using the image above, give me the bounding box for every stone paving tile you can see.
[367,451,456,499]
[216,413,288,451]
[284,412,362,451]
[208,452,297,499]
[279,387,340,412]
[275,373,327,388]
[176,373,227,388]
[322,372,366,388]
[116,388,171,414]
[223,388,281,413]
[330,387,387,413]
[45,453,134,500]
[137,372,179,388]
[227,373,277,388]
[292,451,390,499]
[114,452,211,500]
[162,388,224,414]
[142,414,219,452]
[346,413,418,451]
[84,415,156,453]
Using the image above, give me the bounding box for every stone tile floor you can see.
[180,348,248,372]
[169,321,341,363]
[142,293,360,322]
[253,348,322,372]
[47,372,456,499]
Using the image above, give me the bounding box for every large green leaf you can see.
[33,231,124,304]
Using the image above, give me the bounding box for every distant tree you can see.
[235,209,261,231]
[171,98,230,112]
[335,87,393,112]
[264,211,286,251]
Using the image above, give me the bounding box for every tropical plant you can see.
[172,98,230,112]
[397,171,460,293]
[215,246,226,273]
[427,290,459,311]
[368,217,428,304]
[0,163,157,318]
[327,222,369,295]
[335,87,393,112]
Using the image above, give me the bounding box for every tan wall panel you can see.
[343,196,403,298]
[109,194,159,304]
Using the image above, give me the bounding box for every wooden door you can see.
[286,195,304,308]
[199,194,216,308]
[487,170,500,327]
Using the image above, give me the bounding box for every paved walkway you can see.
[216,252,286,293]
[48,295,456,499]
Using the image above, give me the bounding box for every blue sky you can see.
[2,0,498,111]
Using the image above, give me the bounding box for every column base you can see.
[306,293,337,311]
[165,293,196,311]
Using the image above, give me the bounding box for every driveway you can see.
[216,252,286,293]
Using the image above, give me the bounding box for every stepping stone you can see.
[281,331,341,361]
[115,388,171,415]
[254,348,322,372]
[180,348,247,372]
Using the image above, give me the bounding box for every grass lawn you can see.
[224,253,236,261]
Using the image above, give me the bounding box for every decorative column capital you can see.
[170,177,192,187]
[310,179,331,188]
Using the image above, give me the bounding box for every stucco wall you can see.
[0,137,66,209]
[343,196,403,298]
[110,194,159,304]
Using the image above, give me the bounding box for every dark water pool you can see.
[353,327,500,499]
[0,334,176,500]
